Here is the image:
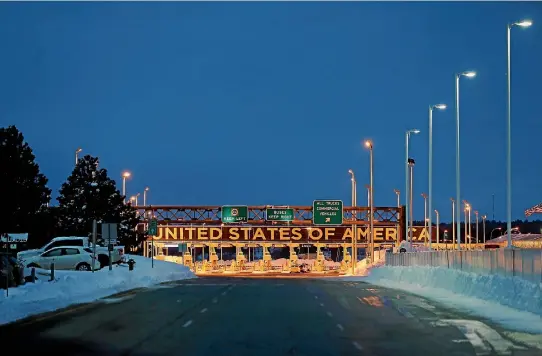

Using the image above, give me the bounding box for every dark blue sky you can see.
[1,2,541,222]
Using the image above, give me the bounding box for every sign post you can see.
[92,220,97,272]
[221,206,248,223]
[101,223,118,271]
[148,218,158,268]
[312,200,344,225]
[265,208,294,222]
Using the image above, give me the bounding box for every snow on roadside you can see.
[363,265,542,334]
[0,255,195,325]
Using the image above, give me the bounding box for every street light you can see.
[455,70,476,250]
[475,210,479,244]
[75,148,82,165]
[428,103,446,249]
[434,209,440,246]
[365,184,370,207]
[394,189,400,208]
[450,198,456,249]
[405,129,420,244]
[507,19,532,249]
[122,171,131,204]
[463,201,470,249]
[135,192,140,206]
[143,186,150,206]
[482,214,487,244]
[348,169,357,274]
[365,140,374,263]
[421,193,428,246]
[491,227,502,239]
[408,158,415,243]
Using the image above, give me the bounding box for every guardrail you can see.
[386,249,542,284]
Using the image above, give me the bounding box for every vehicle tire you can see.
[76,263,91,271]
[98,255,109,269]
[27,262,40,268]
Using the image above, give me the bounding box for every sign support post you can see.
[148,218,158,268]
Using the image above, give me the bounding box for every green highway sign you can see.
[148,218,158,236]
[312,200,343,225]
[221,205,248,223]
[266,208,294,222]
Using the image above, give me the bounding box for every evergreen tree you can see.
[0,125,51,233]
[56,155,140,248]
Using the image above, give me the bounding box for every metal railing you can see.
[386,249,542,284]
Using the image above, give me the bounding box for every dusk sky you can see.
[1,2,541,222]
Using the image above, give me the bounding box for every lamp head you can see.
[434,104,447,110]
[463,71,476,78]
[145,187,149,191]
[122,171,131,178]
[364,140,373,149]
[517,20,532,27]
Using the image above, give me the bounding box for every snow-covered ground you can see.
[344,255,542,334]
[0,255,195,325]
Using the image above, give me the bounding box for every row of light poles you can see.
[401,18,532,250]
[120,171,150,207]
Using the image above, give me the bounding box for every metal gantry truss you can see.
[134,205,403,226]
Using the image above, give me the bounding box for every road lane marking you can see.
[314,296,318,299]
[176,299,182,303]
[434,320,526,355]
[200,308,208,313]
[212,297,218,304]
[100,295,135,304]
[326,311,333,317]
[320,303,324,307]
[182,320,193,328]
[352,341,363,351]
[336,324,344,331]
[221,291,227,296]
[337,296,351,310]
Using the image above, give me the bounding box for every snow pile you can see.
[351,249,387,276]
[0,255,195,325]
[365,265,542,333]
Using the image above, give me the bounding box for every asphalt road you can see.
[1,276,540,356]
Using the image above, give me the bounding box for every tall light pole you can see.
[408,158,415,243]
[405,129,420,244]
[348,169,357,274]
[394,189,400,208]
[428,104,446,250]
[491,227,502,239]
[455,70,476,250]
[365,185,370,207]
[507,19,532,249]
[365,140,374,263]
[75,148,82,165]
[462,200,468,249]
[482,214,487,244]
[135,192,140,206]
[143,187,150,206]
[122,171,131,204]
[451,198,456,249]
[475,210,479,244]
[468,205,472,249]
[421,193,428,246]
[435,209,440,246]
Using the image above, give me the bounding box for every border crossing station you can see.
[135,202,463,275]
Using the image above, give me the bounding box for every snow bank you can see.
[0,255,195,325]
[365,265,542,333]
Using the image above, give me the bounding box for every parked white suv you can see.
[17,236,124,268]
[21,246,98,271]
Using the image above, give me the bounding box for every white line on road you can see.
[176,299,182,303]
[314,295,318,299]
[320,303,324,307]
[200,308,208,313]
[352,341,363,351]
[212,297,218,304]
[221,291,227,296]
[182,320,193,328]
[326,311,333,317]
[336,324,344,331]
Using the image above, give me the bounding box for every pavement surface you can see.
[1,276,540,356]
